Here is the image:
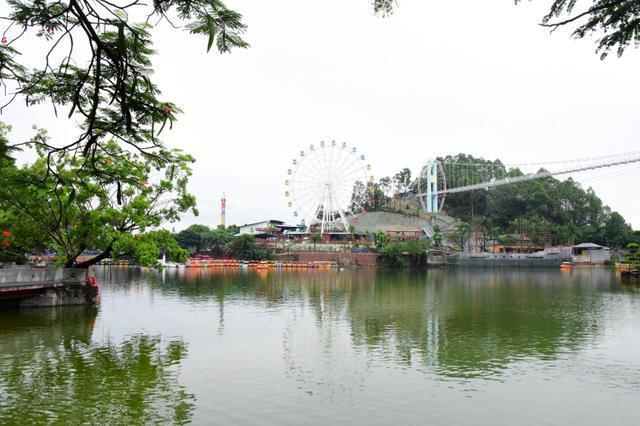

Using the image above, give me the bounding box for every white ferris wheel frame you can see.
[285,140,373,234]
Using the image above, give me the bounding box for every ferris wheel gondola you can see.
[285,140,373,234]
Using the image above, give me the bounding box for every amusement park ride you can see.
[285,143,640,235]
[285,141,373,234]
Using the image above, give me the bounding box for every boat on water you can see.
[560,261,572,269]
[163,261,186,268]
[159,254,186,268]
[184,257,337,270]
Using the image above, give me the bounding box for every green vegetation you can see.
[373,231,389,247]
[622,243,640,265]
[1,0,247,175]
[367,154,637,250]
[366,167,417,212]
[225,234,274,261]
[449,221,471,251]
[175,224,273,260]
[517,0,640,59]
[378,239,431,267]
[175,224,237,256]
[0,230,25,264]
[0,128,196,267]
[437,154,637,248]
[0,1,247,266]
[375,1,640,59]
[372,0,397,16]
[1,1,637,266]
[116,230,189,266]
[432,225,443,247]
[311,232,322,250]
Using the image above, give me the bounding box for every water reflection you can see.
[116,267,622,382]
[2,267,637,424]
[0,307,195,424]
[348,269,610,379]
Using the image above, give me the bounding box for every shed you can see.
[572,242,611,264]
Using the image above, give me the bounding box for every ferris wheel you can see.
[285,140,374,234]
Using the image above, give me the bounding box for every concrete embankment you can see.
[0,265,98,308]
[446,251,570,267]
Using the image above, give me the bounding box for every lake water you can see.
[1,267,639,425]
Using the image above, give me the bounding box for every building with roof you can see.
[238,220,301,239]
[572,242,611,264]
[385,227,423,241]
[238,220,284,238]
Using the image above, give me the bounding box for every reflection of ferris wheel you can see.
[285,140,373,234]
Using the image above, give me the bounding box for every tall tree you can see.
[0,131,197,267]
[175,224,214,253]
[175,224,235,255]
[224,234,272,260]
[0,0,248,176]
[117,230,189,266]
[449,220,471,251]
[602,211,632,248]
[393,168,413,194]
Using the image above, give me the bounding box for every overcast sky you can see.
[4,0,640,229]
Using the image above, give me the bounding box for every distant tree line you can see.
[361,167,417,213]
[174,225,273,261]
[365,154,638,249]
[437,154,638,248]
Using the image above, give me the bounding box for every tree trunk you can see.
[64,249,84,268]
[64,256,77,269]
[72,246,113,269]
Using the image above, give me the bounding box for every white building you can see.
[238,220,285,237]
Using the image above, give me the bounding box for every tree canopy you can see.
[518,0,640,59]
[373,1,640,59]
[0,0,248,177]
[174,224,272,260]
[0,1,249,265]
[0,127,196,267]
[175,224,235,255]
[116,230,189,266]
[368,155,636,249]
[435,154,636,248]
[378,238,431,267]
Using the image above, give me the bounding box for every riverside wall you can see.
[0,266,98,308]
[447,257,566,267]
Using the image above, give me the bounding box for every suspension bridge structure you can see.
[418,151,640,213]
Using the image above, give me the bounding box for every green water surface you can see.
[1,267,638,425]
